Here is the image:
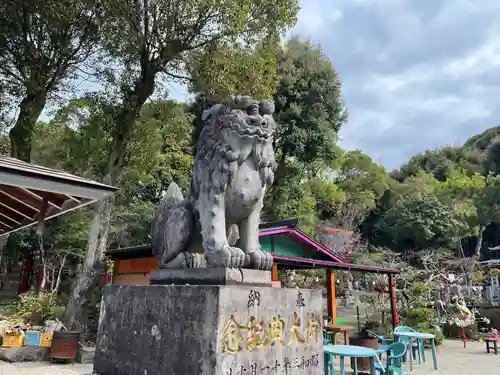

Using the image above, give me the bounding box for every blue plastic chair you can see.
[367,330,394,346]
[323,329,334,345]
[375,342,406,375]
[394,326,423,364]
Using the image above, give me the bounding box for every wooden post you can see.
[326,269,336,323]
[271,263,278,281]
[389,273,399,329]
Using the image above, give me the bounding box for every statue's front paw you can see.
[185,253,207,268]
[246,249,273,270]
[206,246,245,268]
[227,246,246,268]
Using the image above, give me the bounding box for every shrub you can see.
[422,327,444,346]
[10,292,65,326]
[405,307,435,329]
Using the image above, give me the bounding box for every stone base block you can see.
[0,346,48,362]
[94,285,323,375]
[150,267,272,286]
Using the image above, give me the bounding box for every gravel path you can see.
[0,340,499,374]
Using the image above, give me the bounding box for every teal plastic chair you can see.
[323,317,334,344]
[375,342,406,375]
[367,330,394,346]
[394,326,423,364]
[323,329,334,344]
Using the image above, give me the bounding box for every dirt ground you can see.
[0,339,499,374]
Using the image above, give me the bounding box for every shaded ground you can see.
[0,340,499,374]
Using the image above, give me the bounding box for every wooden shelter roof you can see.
[106,219,400,274]
[0,156,116,236]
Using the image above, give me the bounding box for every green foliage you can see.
[9,292,65,326]
[335,150,390,213]
[267,177,318,234]
[306,177,346,220]
[0,0,100,160]
[274,38,347,170]
[109,200,156,248]
[400,307,441,345]
[391,146,485,182]
[188,38,281,101]
[423,326,444,346]
[376,194,458,250]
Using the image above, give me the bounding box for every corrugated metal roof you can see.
[0,156,117,236]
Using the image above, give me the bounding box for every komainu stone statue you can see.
[151,95,276,270]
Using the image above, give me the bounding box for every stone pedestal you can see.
[94,272,323,375]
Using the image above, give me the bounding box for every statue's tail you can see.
[151,182,193,267]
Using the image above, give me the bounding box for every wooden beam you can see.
[17,187,62,210]
[0,186,40,212]
[389,273,399,329]
[0,212,20,225]
[0,193,38,218]
[326,269,336,323]
[0,168,115,201]
[29,189,66,208]
[272,263,278,281]
[31,189,77,207]
[0,202,33,220]
[0,220,13,229]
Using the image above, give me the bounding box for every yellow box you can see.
[2,332,23,347]
[40,332,53,347]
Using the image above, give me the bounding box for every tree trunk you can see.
[9,91,47,162]
[475,226,485,258]
[53,253,68,294]
[64,195,114,333]
[63,59,158,335]
[273,149,288,189]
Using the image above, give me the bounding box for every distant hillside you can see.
[390,125,500,181]
[463,125,500,151]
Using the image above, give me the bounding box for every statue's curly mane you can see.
[191,98,276,200]
[151,95,277,270]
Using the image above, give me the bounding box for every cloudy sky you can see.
[61,0,500,171]
[284,0,500,170]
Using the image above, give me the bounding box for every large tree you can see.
[0,0,100,161]
[273,38,348,188]
[437,169,500,257]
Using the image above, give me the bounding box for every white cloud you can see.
[290,0,500,169]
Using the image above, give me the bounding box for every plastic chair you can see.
[323,329,334,344]
[367,330,394,346]
[323,317,334,345]
[375,342,406,375]
[394,326,423,364]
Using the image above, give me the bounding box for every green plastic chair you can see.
[323,329,333,344]
[394,326,423,364]
[323,317,334,344]
[375,342,406,375]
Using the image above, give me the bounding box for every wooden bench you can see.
[485,337,500,354]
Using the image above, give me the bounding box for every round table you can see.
[323,344,377,375]
[324,324,355,344]
[394,331,439,370]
